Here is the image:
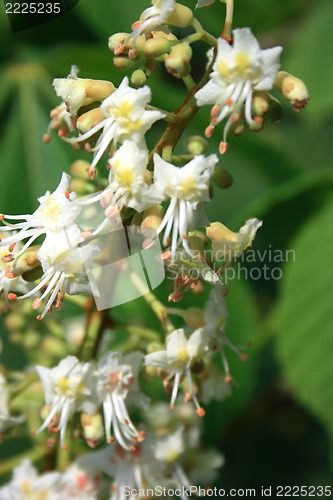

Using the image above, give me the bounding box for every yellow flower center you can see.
[176,348,189,364]
[39,196,61,222]
[115,167,135,189]
[57,377,71,395]
[113,100,134,119]
[217,51,253,84]
[178,177,198,199]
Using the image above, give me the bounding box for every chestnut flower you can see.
[195,28,282,151]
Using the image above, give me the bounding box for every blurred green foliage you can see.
[0,0,333,489]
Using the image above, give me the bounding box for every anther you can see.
[219,141,228,155]
[131,20,141,30]
[205,125,214,138]
[114,44,125,56]
[32,298,42,310]
[88,168,96,180]
[8,293,17,301]
[196,407,206,417]
[2,254,14,263]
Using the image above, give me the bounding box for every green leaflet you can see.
[274,198,333,434]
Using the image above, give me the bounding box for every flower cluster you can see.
[34,352,146,449]
[0,0,310,494]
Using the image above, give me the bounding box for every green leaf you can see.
[274,198,333,433]
[283,0,333,124]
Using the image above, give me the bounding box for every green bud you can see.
[251,91,270,116]
[13,245,41,276]
[185,135,208,155]
[81,413,104,447]
[212,166,233,189]
[248,117,264,132]
[131,69,147,87]
[184,307,205,328]
[113,56,135,71]
[165,43,192,78]
[141,206,165,232]
[108,33,130,51]
[4,312,26,330]
[143,37,171,58]
[166,3,193,28]
[70,179,95,195]
[70,159,91,179]
[77,108,105,134]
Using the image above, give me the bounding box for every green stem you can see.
[222,0,234,40]
[149,47,217,162]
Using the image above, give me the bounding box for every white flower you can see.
[0,459,62,500]
[96,351,147,449]
[0,173,80,254]
[9,225,99,319]
[154,427,185,464]
[60,462,102,499]
[195,28,282,148]
[145,328,209,415]
[78,438,166,500]
[126,0,176,48]
[0,374,25,434]
[208,218,263,262]
[103,140,159,213]
[34,356,98,447]
[153,153,218,260]
[65,77,165,173]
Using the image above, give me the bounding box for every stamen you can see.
[219,141,228,155]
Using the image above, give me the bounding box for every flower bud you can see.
[144,170,152,185]
[109,33,145,53]
[165,43,192,78]
[108,33,131,51]
[144,37,172,58]
[70,159,91,179]
[53,78,115,116]
[141,206,165,232]
[212,166,233,189]
[81,413,104,448]
[4,312,26,331]
[131,69,147,87]
[251,91,270,116]
[206,222,236,243]
[13,245,41,276]
[166,3,193,28]
[185,135,208,155]
[113,56,136,70]
[274,71,309,111]
[184,307,205,328]
[248,116,264,132]
[76,108,105,134]
[70,179,95,195]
